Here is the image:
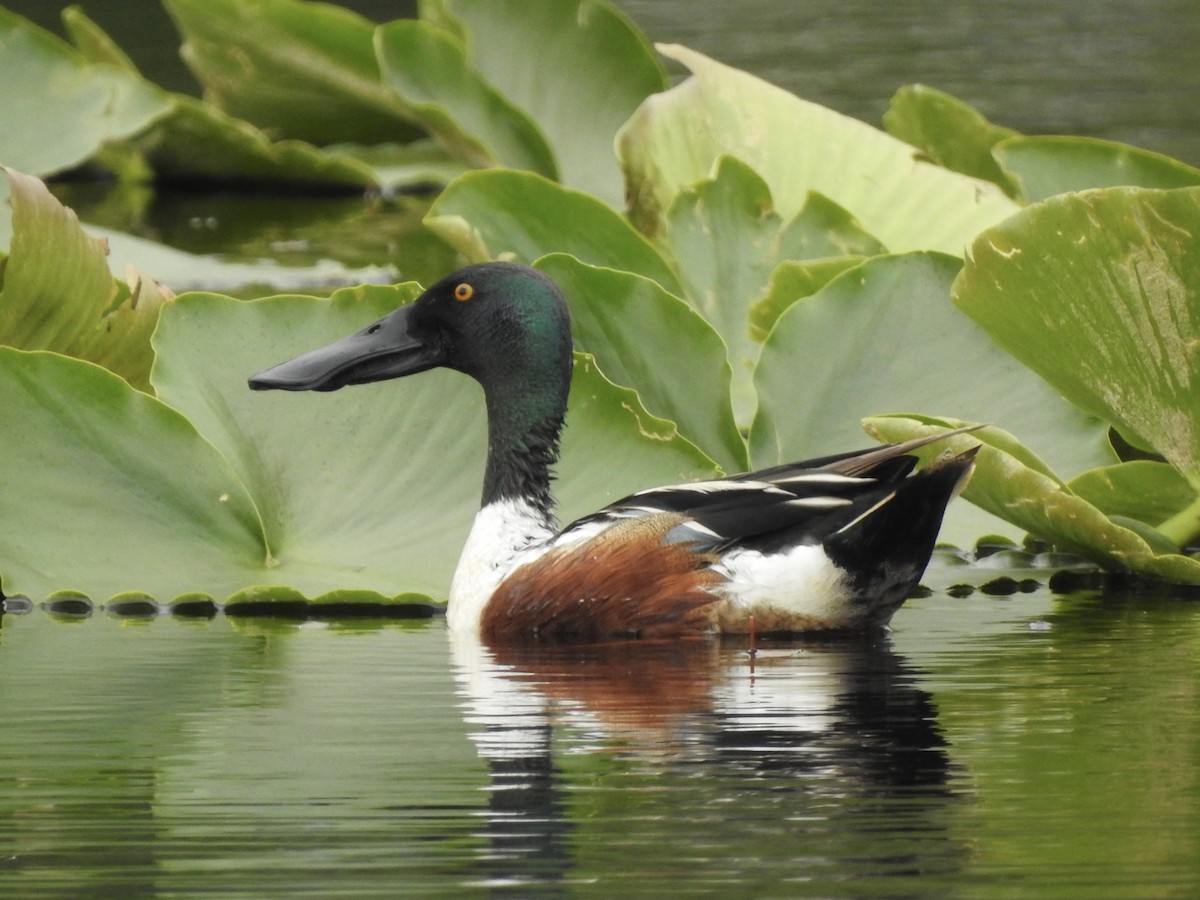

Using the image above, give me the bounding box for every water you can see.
[2,582,1198,896]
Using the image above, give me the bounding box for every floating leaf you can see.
[665,158,884,422]
[0,347,266,601]
[995,136,1200,202]
[428,0,666,207]
[749,257,867,342]
[425,169,681,293]
[883,84,1020,196]
[151,288,715,596]
[63,6,378,189]
[953,187,1200,491]
[618,45,1019,254]
[0,285,715,603]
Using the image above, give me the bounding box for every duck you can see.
[249,262,977,643]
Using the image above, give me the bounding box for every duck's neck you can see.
[448,390,566,631]
[480,391,564,525]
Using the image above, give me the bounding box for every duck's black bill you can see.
[248,305,440,393]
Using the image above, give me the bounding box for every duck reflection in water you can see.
[451,632,967,890]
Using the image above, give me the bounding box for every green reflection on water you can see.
[1,586,1198,895]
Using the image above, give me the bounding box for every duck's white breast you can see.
[448,498,556,633]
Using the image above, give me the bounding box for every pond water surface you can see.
[2,578,1199,896]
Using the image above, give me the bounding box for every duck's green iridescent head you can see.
[248,262,573,401]
[249,263,575,509]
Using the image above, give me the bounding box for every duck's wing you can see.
[558,426,981,552]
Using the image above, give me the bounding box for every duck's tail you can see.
[822,447,979,625]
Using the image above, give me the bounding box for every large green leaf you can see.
[0,347,266,601]
[995,136,1200,203]
[749,252,1111,476]
[0,8,171,178]
[953,187,1200,489]
[882,84,1020,196]
[865,415,1200,584]
[374,19,556,177]
[62,6,382,190]
[748,257,868,342]
[1069,461,1198,528]
[425,169,681,293]
[0,168,169,391]
[163,0,422,146]
[665,157,885,422]
[425,0,667,208]
[534,254,746,471]
[152,288,716,595]
[617,45,1019,255]
[1,287,715,602]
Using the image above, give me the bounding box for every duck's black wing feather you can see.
[561,426,980,550]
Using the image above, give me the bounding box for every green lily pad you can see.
[0,347,266,601]
[63,6,380,190]
[749,252,1111,477]
[0,8,171,178]
[617,45,1019,255]
[425,169,681,293]
[749,257,868,342]
[882,84,1020,196]
[0,167,169,391]
[1069,461,1198,527]
[374,19,556,176]
[151,287,716,596]
[995,136,1200,203]
[1,285,715,603]
[865,415,1200,584]
[534,253,746,471]
[665,157,886,422]
[427,0,667,208]
[163,0,422,146]
[953,187,1200,489]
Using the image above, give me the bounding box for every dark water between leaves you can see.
[2,578,1199,896]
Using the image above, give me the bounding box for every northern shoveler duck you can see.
[249,262,977,643]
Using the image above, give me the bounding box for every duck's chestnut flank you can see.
[250,262,979,644]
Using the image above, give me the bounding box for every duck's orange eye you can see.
[453,282,474,302]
